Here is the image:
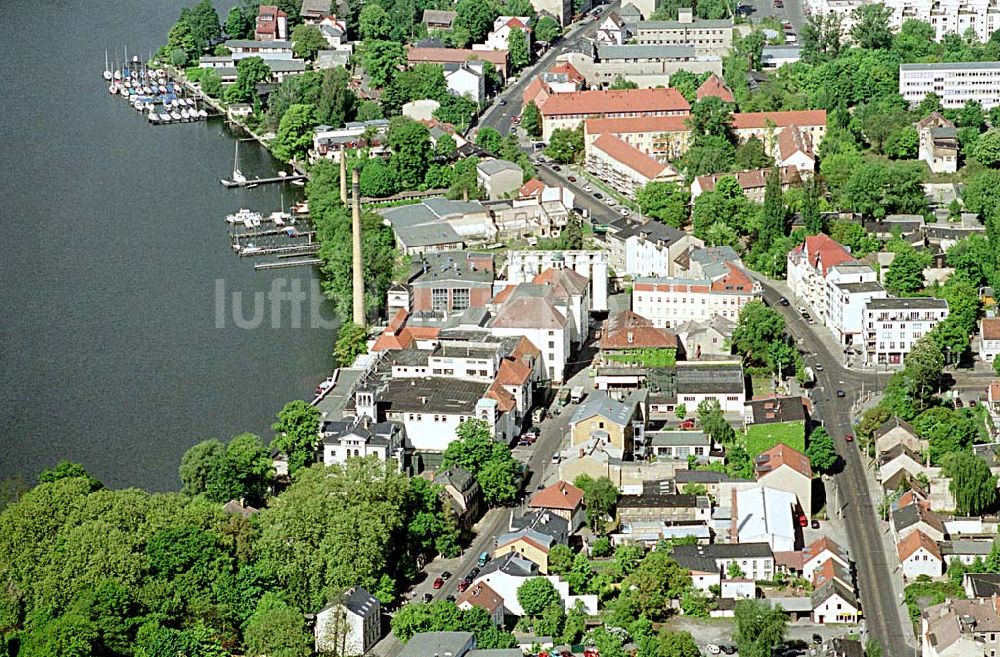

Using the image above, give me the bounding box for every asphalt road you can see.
[753,275,913,657]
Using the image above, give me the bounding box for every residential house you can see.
[963,573,1000,598]
[536,87,690,141]
[528,481,586,533]
[595,12,628,44]
[457,582,505,626]
[762,45,803,68]
[423,9,457,30]
[802,536,851,582]
[225,39,295,60]
[300,0,333,21]
[696,72,735,103]
[586,133,680,199]
[735,485,798,551]
[980,317,1000,364]
[541,61,586,92]
[811,557,853,591]
[675,361,746,415]
[482,16,532,51]
[754,443,813,519]
[892,499,946,543]
[314,586,381,656]
[568,391,643,459]
[489,285,573,383]
[471,555,559,616]
[477,159,523,200]
[505,249,608,312]
[398,632,476,657]
[310,119,391,162]
[864,297,950,366]
[729,110,828,157]
[315,16,350,49]
[672,542,776,591]
[674,316,735,360]
[407,47,510,78]
[583,115,692,163]
[435,466,483,529]
[445,61,486,103]
[882,0,1000,42]
[646,431,712,462]
[255,5,288,41]
[916,113,959,174]
[776,125,816,172]
[921,597,1000,657]
[631,9,734,57]
[874,417,928,454]
[900,62,1000,111]
[632,261,760,327]
[616,493,712,525]
[787,234,858,320]
[493,527,560,573]
[811,580,859,624]
[599,310,678,367]
[744,396,808,432]
[825,267,887,346]
[939,539,992,567]
[606,219,703,279]
[879,443,926,483]
[691,166,802,203]
[320,417,407,468]
[898,530,944,580]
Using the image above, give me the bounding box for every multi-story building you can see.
[536,87,690,141]
[314,586,381,656]
[632,261,760,327]
[310,119,391,162]
[729,110,828,159]
[476,158,523,200]
[672,543,776,591]
[505,250,609,312]
[803,0,867,36]
[224,39,295,60]
[885,0,1000,42]
[864,297,950,365]
[255,5,288,41]
[444,61,485,103]
[320,417,407,468]
[406,46,510,78]
[922,597,1000,657]
[691,166,802,203]
[388,251,496,317]
[586,133,680,198]
[980,317,1000,363]
[584,115,692,164]
[824,263,887,346]
[630,10,734,57]
[675,361,747,415]
[489,285,573,382]
[606,219,703,278]
[900,62,1000,111]
[916,113,959,174]
[787,234,858,319]
[530,0,573,25]
[481,16,532,51]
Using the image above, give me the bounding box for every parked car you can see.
[499,99,507,105]
[568,175,576,182]
[720,646,738,655]
[423,593,434,603]
[458,579,471,592]
[815,364,824,372]
[797,514,808,527]
[445,594,456,602]
[971,399,979,407]
[811,519,820,529]
[593,192,603,199]
[441,571,452,580]
[551,454,561,464]
[432,577,444,589]
[837,389,846,398]
[706,645,721,656]
[469,566,480,578]
[955,398,965,408]
[680,419,695,429]
[524,426,540,440]
[845,433,855,442]
[583,185,592,192]
[812,634,823,645]
[780,297,790,306]
[552,165,562,171]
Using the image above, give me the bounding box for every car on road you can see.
[811,519,820,529]
[619,207,629,215]
[812,634,823,645]
[836,389,845,398]
[499,99,507,105]
[797,513,808,527]
[458,579,471,592]
[845,433,855,442]
[774,0,783,6]
[583,185,592,191]
[445,595,456,602]
[815,364,824,372]
[441,571,452,580]
[720,646,737,655]
[552,453,561,464]
[509,126,517,134]
[552,165,562,171]
[524,426,540,440]
[971,399,979,407]
[568,175,576,182]
[432,577,444,589]
[798,306,808,314]
[593,192,603,199]
[706,645,721,655]
[780,297,789,306]
[469,566,480,578]
[422,592,433,602]
[955,397,964,408]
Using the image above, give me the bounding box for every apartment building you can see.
[824,263,887,346]
[863,297,950,365]
[886,0,1000,42]
[691,166,802,203]
[606,219,703,278]
[631,9,734,57]
[536,87,690,141]
[900,62,1000,111]
[586,133,680,198]
[787,234,858,320]
[632,263,760,327]
[584,115,692,163]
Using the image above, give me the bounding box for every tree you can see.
[358,158,398,197]
[535,16,562,43]
[735,137,773,171]
[904,336,945,411]
[801,178,823,235]
[548,544,575,575]
[958,100,986,131]
[733,600,787,657]
[359,4,393,40]
[676,404,687,420]
[521,100,542,138]
[893,19,936,61]
[443,419,520,505]
[291,24,327,61]
[363,40,405,89]
[687,96,733,139]
[38,462,103,491]
[545,126,584,164]
[225,2,257,39]
[698,399,736,444]
[574,475,620,533]
[225,56,271,103]
[757,168,786,251]
[806,427,837,474]
[560,214,584,249]
[636,181,690,228]
[885,126,919,159]
[388,117,432,189]
[508,27,530,71]
[850,3,893,50]
[475,127,503,155]
[271,400,322,476]
[640,630,700,657]
[843,160,927,219]
[732,301,787,370]
[243,594,313,657]
[972,128,1000,167]
[455,0,500,43]
[201,68,222,97]
[610,74,639,90]
[678,134,736,177]
[727,561,746,579]
[885,243,930,296]
[180,0,221,50]
[618,549,692,620]
[943,451,997,516]
[669,70,709,103]
[179,439,226,496]
[801,13,843,64]
[517,577,562,617]
[271,104,317,162]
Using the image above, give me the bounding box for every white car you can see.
[706,645,721,656]
[606,197,616,206]
[583,185,592,192]
[551,454,561,464]
[619,207,630,216]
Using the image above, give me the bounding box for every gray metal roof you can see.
[673,542,774,572]
[398,632,475,657]
[866,297,948,310]
[380,377,489,414]
[811,579,858,609]
[477,158,521,176]
[597,44,696,60]
[635,18,733,29]
[676,362,744,395]
[836,281,884,294]
[571,390,638,427]
[901,61,1000,71]
[939,540,992,556]
[648,430,708,446]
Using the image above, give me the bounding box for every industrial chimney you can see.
[339,145,348,205]
[351,167,365,327]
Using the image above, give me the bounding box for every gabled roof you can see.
[803,234,856,276]
[878,442,923,465]
[892,500,945,535]
[422,9,457,24]
[519,178,545,198]
[777,125,813,161]
[538,87,690,117]
[406,47,508,68]
[532,267,590,298]
[811,578,857,609]
[457,581,503,613]
[496,357,531,386]
[570,390,638,427]
[592,133,675,180]
[600,310,677,350]
[804,536,848,565]
[495,527,555,553]
[585,114,690,136]
[491,294,568,330]
[898,529,942,562]
[731,110,827,129]
[696,73,735,103]
[811,557,852,590]
[755,443,812,479]
[434,466,477,493]
[529,481,584,511]
[982,317,1000,341]
[696,166,801,193]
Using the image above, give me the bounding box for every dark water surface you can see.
[0,0,335,490]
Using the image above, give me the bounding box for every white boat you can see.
[170,110,182,121]
[113,70,122,80]
[240,243,262,255]
[226,208,262,224]
[155,68,165,78]
[291,179,305,186]
[269,211,292,226]
[103,50,113,80]
[148,112,159,122]
[108,84,117,94]
[119,88,129,97]
[198,109,208,118]
[180,109,190,120]
[142,86,151,94]
[159,112,171,122]
[231,141,246,184]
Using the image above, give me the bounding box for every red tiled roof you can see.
[805,536,847,563]
[407,47,508,68]
[696,73,735,103]
[710,263,755,293]
[539,87,690,117]
[406,326,440,340]
[372,331,413,352]
[496,358,531,386]
[777,125,813,162]
[731,110,827,130]
[811,557,851,589]
[520,178,545,198]
[529,481,584,510]
[486,380,517,412]
[982,317,1000,341]
[897,529,942,562]
[505,17,530,30]
[585,114,691,136]
[592,133,674,180]
[523,77,551,108]
[532,267,589,297]
[457,581,504,613]
[695,166,801,193]
[804,234,855,276]
[774,550,804,572]
[549,61,584,84]
[755,443,812,479]
[599,310,677,349]
[491,285,515,305]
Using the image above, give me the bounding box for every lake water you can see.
[0,0,336,490]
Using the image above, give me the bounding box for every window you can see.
[452,288,470,311]
[548,341,555,348]
[431,288,448,311]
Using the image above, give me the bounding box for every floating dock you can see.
[221,174,308,188]
[254,258,322,270]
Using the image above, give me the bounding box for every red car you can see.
[845,433,855,442]
[432,577,444,589]
[797,514,808,527]
[458,579,471,592]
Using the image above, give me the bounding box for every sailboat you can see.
[221,140,247,186]
[103,50,113,80]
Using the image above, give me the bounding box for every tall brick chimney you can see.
[351,168,364,326]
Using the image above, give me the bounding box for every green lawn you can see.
[743,421,806,457]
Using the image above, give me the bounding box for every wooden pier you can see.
[237,244,320,258]
[221,174,308,188]
[254,258,322,270]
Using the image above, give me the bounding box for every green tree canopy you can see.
[573,475,620,533]
[943,451,997,516]
[517,577,562,617]
[734,599,787,657]
[243,593,312,657]
[636,181,691,228]
[521,100,542,138]
[884,243,931,296]
[806,428,838,474]
[849,3,893,49]
[334,322,368,367]
[38,462,103,491]
[271,104,317,162]
[443,419,520,505]
[291,23,327,61]
[270,400,322,476]
[508,27,530,70]
[545,126,585,164]
[535,16,562,42]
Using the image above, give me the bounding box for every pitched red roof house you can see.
[599,310,678,350]
[731,110,828,130]
[539,87,690,118]
[529,481,584,510]
[696,73,735,103]
[591,133,676,180]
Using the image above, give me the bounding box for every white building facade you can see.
[900,62,1000,111]
[864,298,950,365]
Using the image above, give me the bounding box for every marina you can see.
[226,205,320,268]
[103,50,214,125]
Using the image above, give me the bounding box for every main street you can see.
[753,275,915,657]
